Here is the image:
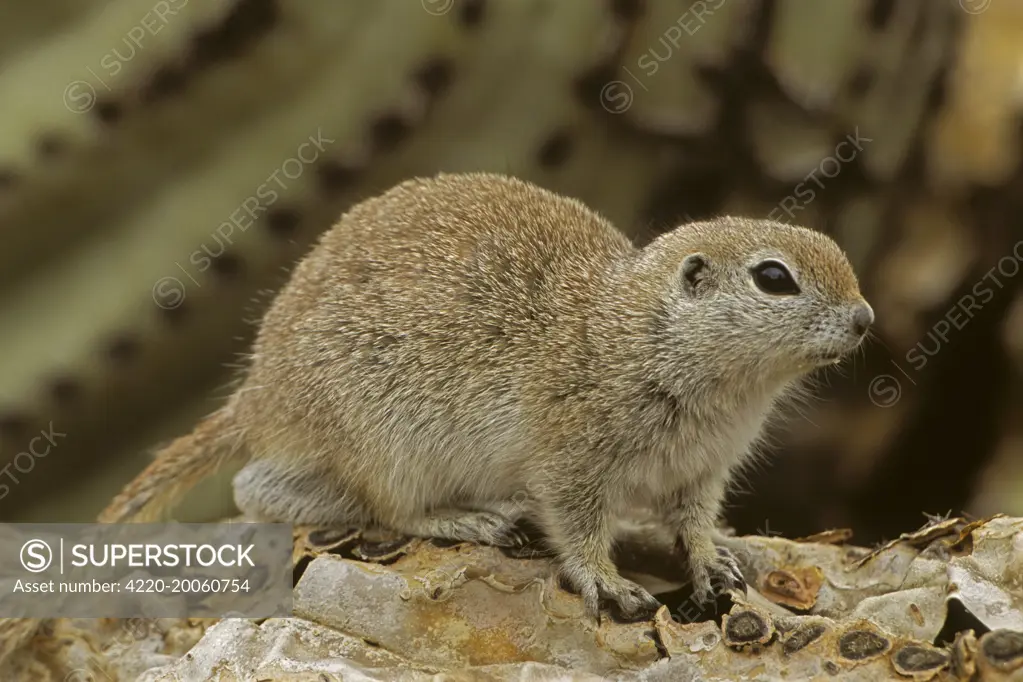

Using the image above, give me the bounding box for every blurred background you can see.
[0,0,1020,545]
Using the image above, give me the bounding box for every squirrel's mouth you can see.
[813,351,844,365]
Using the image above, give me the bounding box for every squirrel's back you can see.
[237,173,636,515]
[259,172,633,342]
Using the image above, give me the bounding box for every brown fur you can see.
[99,172,872,617]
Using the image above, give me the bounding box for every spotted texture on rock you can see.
[782,623,827,656]
[980,629,1023,671]
[838,628,891,662]
[891,643,950,675]
[722,608,774,648]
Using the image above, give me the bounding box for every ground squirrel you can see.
[99,172,873,618]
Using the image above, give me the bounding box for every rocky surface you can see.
[2,514,1021,680]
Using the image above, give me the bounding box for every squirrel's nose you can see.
[851,303,874,337]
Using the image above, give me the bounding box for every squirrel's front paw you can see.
[563,563,661,621]
[688,545,747,605]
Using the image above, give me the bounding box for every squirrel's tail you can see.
[97,405,245,523]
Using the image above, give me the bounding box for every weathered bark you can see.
[2,515,1021,680]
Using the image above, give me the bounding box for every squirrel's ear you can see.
[680,253,710,294]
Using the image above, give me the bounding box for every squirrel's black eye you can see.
[752,260,800,295]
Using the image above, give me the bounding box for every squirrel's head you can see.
[641,217,872,385]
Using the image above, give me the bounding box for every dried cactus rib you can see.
[149,518,1022,679]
